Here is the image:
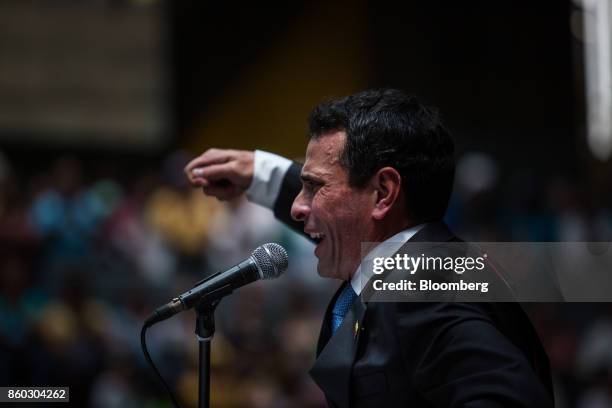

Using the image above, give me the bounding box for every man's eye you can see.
[303,180,322,192]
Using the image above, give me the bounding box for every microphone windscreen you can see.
[252,243,288,279]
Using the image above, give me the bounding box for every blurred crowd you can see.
[0,149,330,407]
[0,149,611,407]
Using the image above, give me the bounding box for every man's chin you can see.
[316,262,333,279]
[316,263,327,277]
[316,262,346,280]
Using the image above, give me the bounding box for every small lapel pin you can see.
[354,321,360,337]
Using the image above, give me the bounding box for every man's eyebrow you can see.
[300,173,324,183]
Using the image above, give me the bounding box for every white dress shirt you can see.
[245,150,292,209]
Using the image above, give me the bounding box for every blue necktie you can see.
[331,284,358,334]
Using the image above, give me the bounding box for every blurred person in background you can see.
[186,88,554,407]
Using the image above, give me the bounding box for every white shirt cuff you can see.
[246,150,293,209]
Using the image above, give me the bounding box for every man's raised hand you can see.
[184,148,254,201]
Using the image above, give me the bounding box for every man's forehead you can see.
[304,131,345,169]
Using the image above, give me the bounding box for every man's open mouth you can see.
[309,232,325,244]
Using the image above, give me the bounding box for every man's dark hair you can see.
[308,88,455,223]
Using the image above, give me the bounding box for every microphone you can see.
[145,243,288,326]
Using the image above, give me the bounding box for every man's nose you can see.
[291,190,310,222]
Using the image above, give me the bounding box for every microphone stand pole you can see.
[194,299,219,408]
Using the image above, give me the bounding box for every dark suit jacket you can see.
[274,163,554,408]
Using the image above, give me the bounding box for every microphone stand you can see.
[194,298,220,408]
[141,243,287,408]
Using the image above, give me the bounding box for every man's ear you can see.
[371,167,402,220]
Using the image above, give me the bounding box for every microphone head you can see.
[251,243,288,279]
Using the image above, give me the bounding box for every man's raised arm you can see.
[184,148,303,231]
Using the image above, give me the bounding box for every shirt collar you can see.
[350,224,425,295]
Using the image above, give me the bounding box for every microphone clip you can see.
[194,298,221,342]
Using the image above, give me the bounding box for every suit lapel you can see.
[310,283,367,408]
[315,284,341,357]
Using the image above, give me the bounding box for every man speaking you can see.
[185,89,554,407]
